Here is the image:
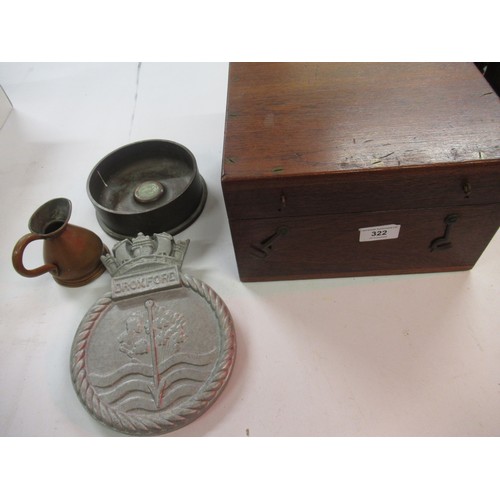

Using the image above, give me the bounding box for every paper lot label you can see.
[359,224,401,242]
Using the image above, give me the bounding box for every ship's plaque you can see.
[70,233,236,435]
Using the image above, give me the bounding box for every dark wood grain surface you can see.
[228,203,500,281]
[222,63,499,180]
[221,63,500,281]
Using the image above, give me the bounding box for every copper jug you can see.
[12,198,108,287]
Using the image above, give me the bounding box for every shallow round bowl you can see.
[87,140,207,239]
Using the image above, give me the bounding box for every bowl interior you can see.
[88,142,196,215]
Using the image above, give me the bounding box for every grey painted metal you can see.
[70,232,236,435]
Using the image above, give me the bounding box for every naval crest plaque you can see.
[70,233,236,435]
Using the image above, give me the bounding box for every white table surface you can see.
[1,62,499,438]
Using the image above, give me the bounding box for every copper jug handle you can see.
[12,232,58,278]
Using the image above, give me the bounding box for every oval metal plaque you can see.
[70,233,236,435]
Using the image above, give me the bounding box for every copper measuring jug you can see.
[12,198,108,286]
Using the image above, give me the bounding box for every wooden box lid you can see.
[221,63,500,220]
[222,63,500,180]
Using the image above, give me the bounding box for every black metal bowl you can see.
[87,140,207,239]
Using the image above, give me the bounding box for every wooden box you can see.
[221,63,500,282]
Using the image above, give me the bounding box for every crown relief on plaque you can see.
[101,232,190,300]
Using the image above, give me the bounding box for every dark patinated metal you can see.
[429,214,459,252]
[70,232,236,435]
[12,198,108,287]
[87,140,207,239]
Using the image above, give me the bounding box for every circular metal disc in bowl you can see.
[87,140,207,239]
